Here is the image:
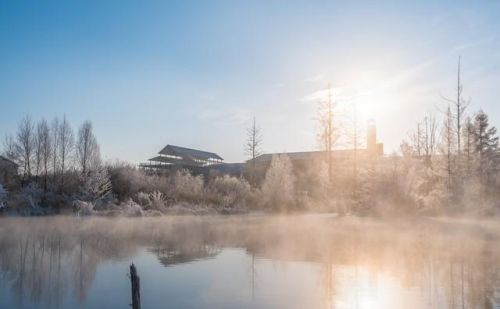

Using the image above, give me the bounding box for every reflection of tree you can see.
[321,263,337,309]
[73,237,97,303]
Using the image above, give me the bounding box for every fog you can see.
[1,215,499,308]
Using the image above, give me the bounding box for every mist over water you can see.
[0,215,499,309]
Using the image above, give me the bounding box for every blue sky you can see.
[1,1,499,163]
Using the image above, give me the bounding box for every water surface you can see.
[0,215,499,308]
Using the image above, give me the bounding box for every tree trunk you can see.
[130,263,141,309]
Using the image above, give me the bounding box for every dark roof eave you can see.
[159,145,223,161]
[0,155,18,167]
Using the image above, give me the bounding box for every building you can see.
[140,145,224,173]
[0,156,19,189]
[248,122,384,165]
[140,123,383,178]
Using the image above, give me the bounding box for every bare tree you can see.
[37,119,51,191]
[442,56,469,157]
[34,124,43,177]
[76,121,100,175]
[316,84,338,183]
[51,117,60,183]
[409,121,423,157]
[462,116,474,176]
[441,106,454,195]
[345,101,363,202]
[16,115,35,179]
[422,113,438,166]
[244,117,262,161]
[58,115,74,187]
[454,56,469,156]
[2,135,18,161]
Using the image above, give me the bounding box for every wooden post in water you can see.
[130,263,141,309]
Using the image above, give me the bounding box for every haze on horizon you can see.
[1,0,499,163]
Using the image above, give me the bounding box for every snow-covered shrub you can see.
[122,200,144,217]
[149,191,167,210]
[79,166,112,204]
[172,170,204,202]
[207,175,251,208]
[0,184,7,209]
[73,200,94,216]
[260,155,295,211]
[21,182,43,209]
[136,191,151,206]
[109,164,147,200]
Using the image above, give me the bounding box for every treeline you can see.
[0,115,107,213]
[0,115,308,215]
[398,107,500,215]
[3,115,101,187]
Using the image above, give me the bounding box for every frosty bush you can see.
[172,170,204,202]
[136,191,151,206]
[121,200,144,217]
[260,155,295,211]
[79,166,112,203]
[0,184,7,209]
[208,175,251,208]
[149,191,167,210]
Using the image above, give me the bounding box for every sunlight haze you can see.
[1,1,500,162]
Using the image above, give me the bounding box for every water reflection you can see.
[0,216,499,308]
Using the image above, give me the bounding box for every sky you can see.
[1,0,500,163]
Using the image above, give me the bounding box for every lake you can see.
[0,215,499,308]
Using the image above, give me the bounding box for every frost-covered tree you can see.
[260,154,295,211]
[76,121,100,175]
[34,123,43,177]
[440,106,455,195]
[58,115,74,187]
[79,166,112,205]
[16,115,36,179]
[345,102,363,203]
[51,117,60,182]
[316,85,338,183]
[422,113,438,167]
[472,110,499,201]
[462,116,475,176]
[36,119,51,191]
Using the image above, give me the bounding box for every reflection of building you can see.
[150,247,220,267]
[140,145,224,172]
[0,155,19,189]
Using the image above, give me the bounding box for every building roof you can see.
[159,145,223,161]
[0,155,18,167]
[147,155,195,166]
[249,151,324,163]
[248,148,374,163]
